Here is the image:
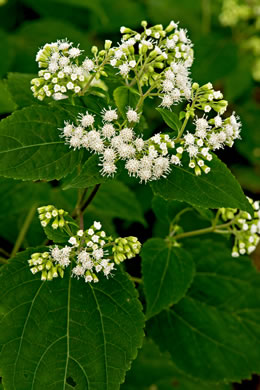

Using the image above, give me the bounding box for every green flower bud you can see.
[154,62,164,69]
[104,40,112,50]
[165,21,177,33]
[195,165,201,176]
[91,46,98,55]
[141,20,148,28]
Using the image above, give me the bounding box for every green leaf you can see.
[0,79,17,114]
[0,248,144,389]
[63,154,108,190]
[123,338,232,390]
[151,155,252,214]
[89,180,145,224]
[0,104,84,181]
[141,238,195,319]
[156,107,182,132]
[147,239,260,383]
[113,86,139,118]
[7,73,41,108]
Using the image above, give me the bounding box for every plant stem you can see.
[175,89,199,142]
[80,57,110,96]
[0,248,10,258]
[0,257,8,264]
[80,184,101,214]
[11,205,37,258]
[130,276,142,284]
[173,218,237,241]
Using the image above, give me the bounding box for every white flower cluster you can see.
[110,20,193,109]
[220,198,260,258]
[70,221,115,283]
[160,62,191,108]
[193,82,228,115]
[61,107,182,182]
[179,111,241,175]
[28,251,66,280]
[31,39,95,101]
[38,205,69,229]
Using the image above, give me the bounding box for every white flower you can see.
[204,105,211,112]
[82,58,95,72]
[184,132,195,145]
[93,248,103,260]
[213,91,223,99]
[129,60,136,68]
[94,221,102,230]
[120,127,134,142]
[80,113,95,127]
[102,123,115,138]
[85,274,93,283]
[101,161,117,176]
[119,63,130,77]
[126,108,139,123]
[214,115,222,127]
[138,168,152,183]
[134,138,145,151]
[164,69,175,81]
[118,144,136,159]
[125,159,140,175]
[77,230,84,237]
[103,148,116,161]
[92,234,99,243]
[162,79,174,92]
[68,47,81,58]
[187,144,198,157]
[166,38,176,49]
[160,95,173,108]
[102,108,118,122]
[67,82,74,90]
[171,155,181,165]
[69,135,82,149]
[68,237,78,246]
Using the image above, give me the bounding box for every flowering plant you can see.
[0,20,259,390]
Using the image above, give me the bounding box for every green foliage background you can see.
[0,0,259,389]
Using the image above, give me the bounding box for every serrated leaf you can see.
[63,154,108,190]
[0,248,145,390]
[0,104,84,181]
[156,107,182,132]
[123,338,232,390]
[141,238,195,319]
[151,155,252,214]
[113,86,139,118]
[147,239,260,383]
[7,73,41,108]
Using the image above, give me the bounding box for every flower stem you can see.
[0,257,8,264]
[130,276,142,284]
[81,184,101,214]
[173,217,237,241]
[10,205,37,258]
[175,89,199,142]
